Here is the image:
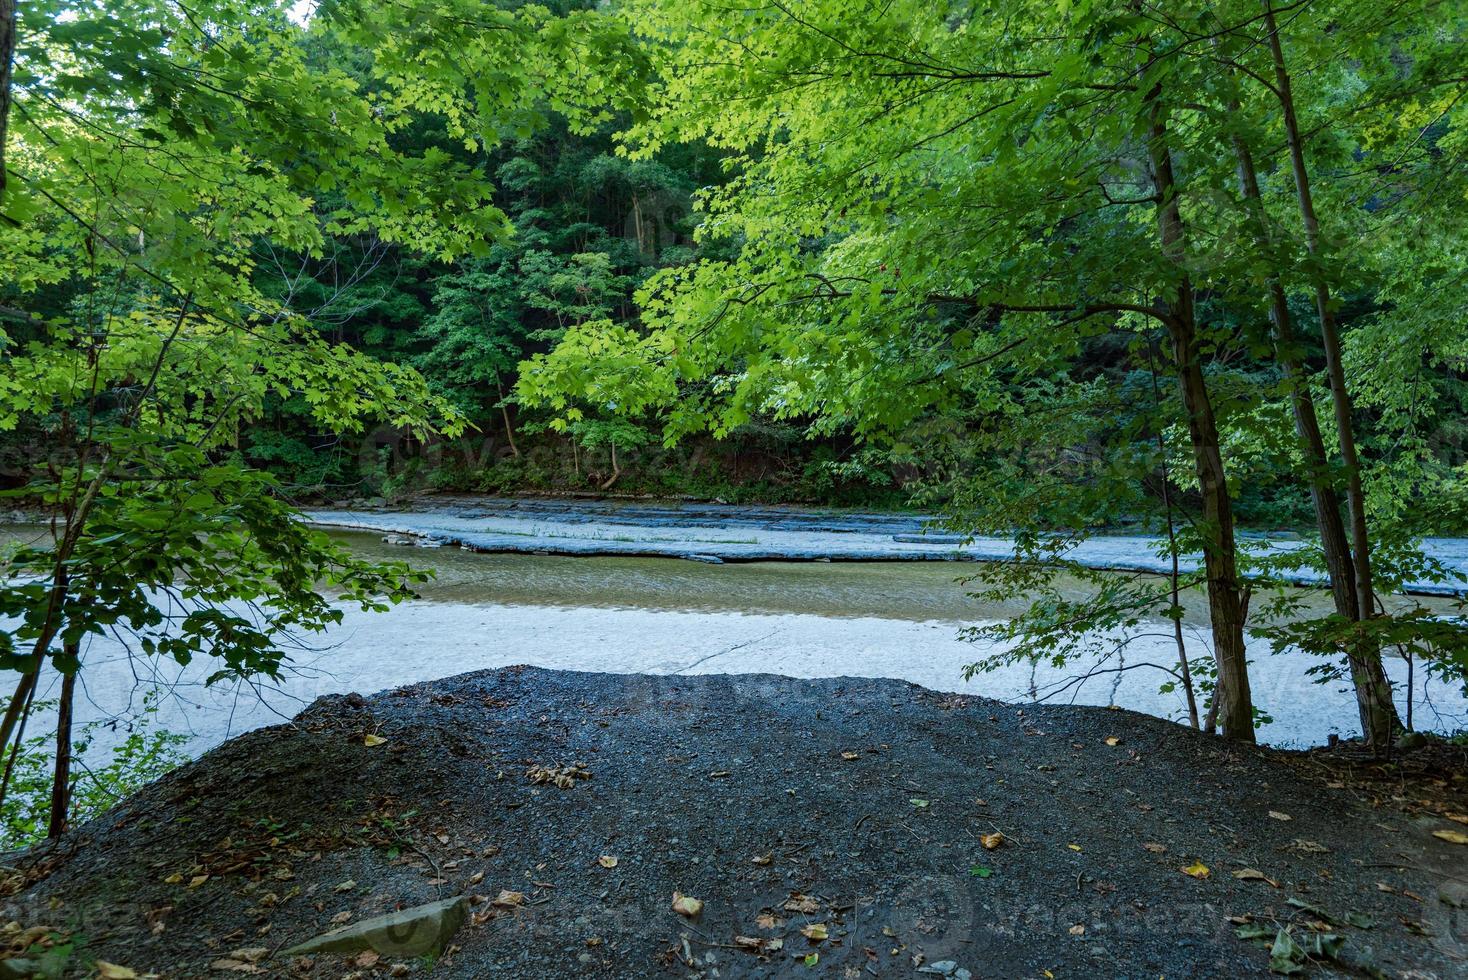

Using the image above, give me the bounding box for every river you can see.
[10,501,1468,758]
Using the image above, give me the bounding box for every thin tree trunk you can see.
[1224,77,1401,744]
[599,442,620,491]
[0,0,16,202]
[47,658,77,838]
[1261,2,1400,745]
[495,377,520,458]
[1148,339,1200,728]
[0,672,36,808]
[1144,74,1255,742]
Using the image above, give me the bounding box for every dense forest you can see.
[0,0,1465,876]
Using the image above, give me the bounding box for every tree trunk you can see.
[47,660,77,838]
[0,0,16,202]
[599,442,620,491]
[1144,76,1256,742]
[1148,340,1200,729]
[1225,81,1401,745]
[495,377,520,457]
[1260,2,1400,745]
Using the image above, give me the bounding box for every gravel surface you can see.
[3,667,1466,978]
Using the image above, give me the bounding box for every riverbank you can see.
[5,667,1464,978]
[304,496,1468,596]
[4,525,1463,766]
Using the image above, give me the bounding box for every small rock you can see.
[282,896,467,958]
[919,962,958,976]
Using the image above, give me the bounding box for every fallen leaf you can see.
[228,949,269,964]
[1446,813,1468,826]
[1067,844,1083,852]
[1068,923,1085,936]
[734,936,764,951]
[708,770,731,779]
[1268,811,1293,822]
[468,871,484,885]
[969,865,993,878]
[188,874,210,888]
[910,798,930,809]
[1433,829,1468,844]
[330,911,352,925]
[979,832,1004,851]
[492,890,526,908]
[163,873,183,884]
[363,733,387,747]
[1142,842,1167,854]
[671,892,703,917]
[841,752,860,761]
[355,951,381,968]
[785,893,821,914]
[1377,882,1396,893]
[801,923,828,941]
[751,854,772,866]
[96,964,138,979]
[756,913,782,930]
[597,855,618,869]
[1181,861,1210,879]
[1288,839,1329,854]
[209,960,262,974]
[334,879,356,893]
[527,763,592,788]
[1232,868,1279,888]
[1104,737,1120,747]
[803,952,819,967]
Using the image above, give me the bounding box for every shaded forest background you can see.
[6,3,1460,523]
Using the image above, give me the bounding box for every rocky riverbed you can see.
[305,496,1468,595]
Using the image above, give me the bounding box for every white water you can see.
[10,505,1467,762]
[47,589,1467,758]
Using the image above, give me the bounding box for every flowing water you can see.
[7,514,1468,759]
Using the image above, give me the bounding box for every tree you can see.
[0,0,638,831]
[522,0,1468,742]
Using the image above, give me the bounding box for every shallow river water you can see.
[21,513,1466,757]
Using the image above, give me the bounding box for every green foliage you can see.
[0,694,188,849]
[514,0,1468,719]
[0,0,652,829]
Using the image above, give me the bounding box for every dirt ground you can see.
[2,666,1465,978]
